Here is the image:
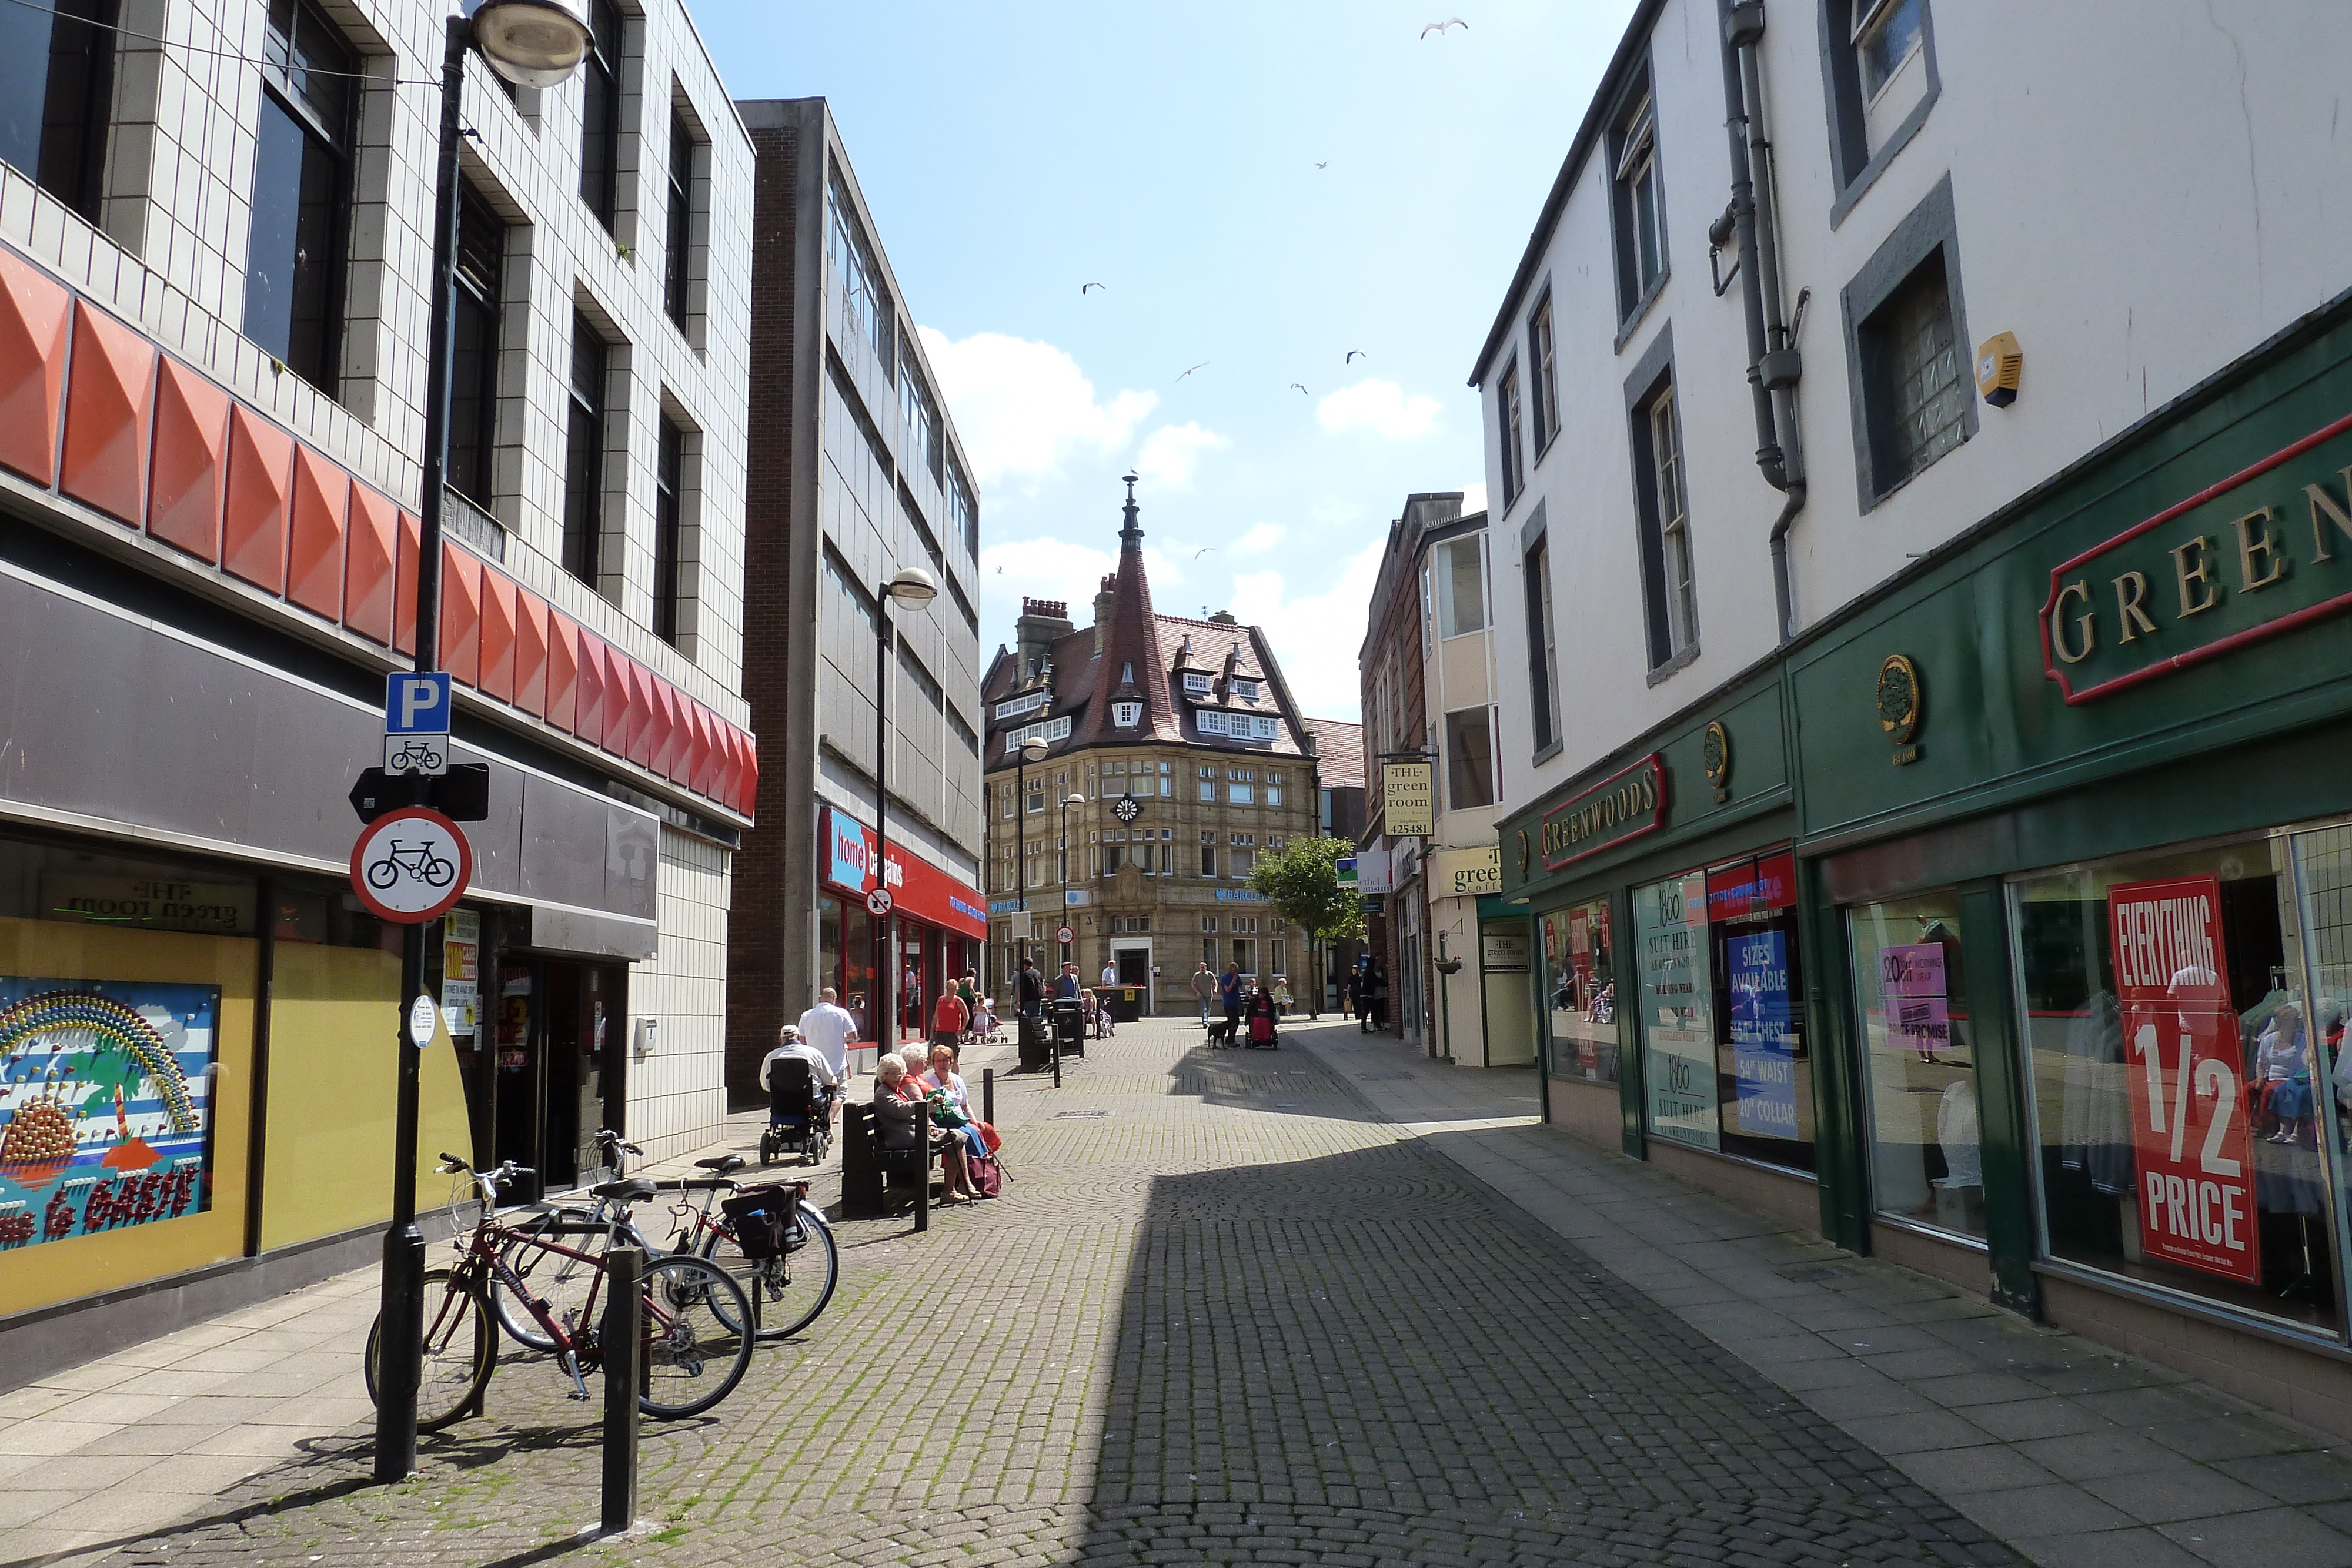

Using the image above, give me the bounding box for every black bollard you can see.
[983,1067,995,1127]
[601,1246,641,1534]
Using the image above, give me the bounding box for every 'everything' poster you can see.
[2108,877,2260,1286]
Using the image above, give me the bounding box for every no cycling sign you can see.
[349,806,474,925]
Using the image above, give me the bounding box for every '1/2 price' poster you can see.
[2109,875,2259,1286]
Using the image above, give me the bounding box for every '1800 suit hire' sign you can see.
[2040,409,2352,703]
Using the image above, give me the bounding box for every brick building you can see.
[980,481,1329,1015]
[725,99,985,1095]
[1301,717,1367,1008]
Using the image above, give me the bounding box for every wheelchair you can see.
[758,1057,835,1167]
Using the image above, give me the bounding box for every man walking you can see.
[1190,961,1217,1029]
[1218,962,1243,1033]
[1017,957,1044,1018]
[1057,962,1083,999]
[794,988,857,1122]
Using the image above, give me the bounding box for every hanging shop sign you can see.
[1431,845,1501,898]
[1381,761,1435,837]
[2039,407,2352,704]
[1479,930,1530,972]
[1538,754,1666,872]
[0,980,220,1252]
[2108,875,2260,1285]
[818,807,987,939]
[1353,845,1394,895]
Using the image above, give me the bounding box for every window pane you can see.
[563,318,605,586]
[665,112,693,327]
[1444,707,1493,810]
[653,419,684,643]
[579,0,620,226]
[1708,855,1812,1170]
[1857,0,1926,97]
[445,187,504,506]
[1636,872,1716,1150]
[1444,541,1484,636]
[1542,899,1619,1085]
[242,99,309,367]
[1633,165,1661,289]
[1849,894,1984,1239]
[0,0,116,219]
[1869,255,1967,490]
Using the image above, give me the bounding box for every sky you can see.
[693,2,1642,721]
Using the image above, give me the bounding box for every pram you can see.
[758,1055,834,1167]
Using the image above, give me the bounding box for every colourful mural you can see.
[0,979,219,1251]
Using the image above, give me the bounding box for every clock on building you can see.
[1112,794,1141,824]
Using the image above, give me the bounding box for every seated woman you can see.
[926,1042,997,1193]
[1244,981,1281,1049]
[873,1052,977,1204]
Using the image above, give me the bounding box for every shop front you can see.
[817,807,986,1049]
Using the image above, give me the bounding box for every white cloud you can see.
[1132,422,1231,489]
[1234,523,1286,553]
[975,537,1187,646]
[917,327,1155,488]
[1315,379,1442,440]
[1225,539,1385,721]
[1459,482,1489,517]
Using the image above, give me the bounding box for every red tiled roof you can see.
[1301,718,1365,788]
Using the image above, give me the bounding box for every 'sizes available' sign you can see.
[1538,754,1665,871]
[2040,407,2352,703]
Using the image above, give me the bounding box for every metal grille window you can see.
[663,106,699,330]
[653,414,686,644]
[244,0,354,391]
[445,185,505,508]
[1648,385,1698,656]
[1498,363,1525,507]
[579,0,622,229]
[1862,252,1967,493]
[1530,296,1559,450]
[562,314,608,586]
[0,0,116,222]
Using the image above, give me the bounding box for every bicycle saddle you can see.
[694,1154,746,1174]
[590,1178,657,1203]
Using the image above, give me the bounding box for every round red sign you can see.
[349,806,474,925]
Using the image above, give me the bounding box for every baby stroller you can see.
[759,1056,834,1166]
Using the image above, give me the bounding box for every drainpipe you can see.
[1721,0,1809,643]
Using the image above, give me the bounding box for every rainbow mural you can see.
[0,979,218,1252]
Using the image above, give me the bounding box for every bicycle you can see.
[490,1131,657,1352]
[366,840,455,889]
[363,1155,752,1429]
[660,1152,838,1342]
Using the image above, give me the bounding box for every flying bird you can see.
[1194,547,1216,559]
[1421,18,1468,37]
[1345,349,1365,363]
[1314,161,1329,170]
[1178,362,1208,382]
[1081,281,1105,293]
[1289,383,1309,395]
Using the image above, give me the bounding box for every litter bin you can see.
[1017,1011,1052,1070]
[1105,985,1144,1023]
[1051,996,1087,1059]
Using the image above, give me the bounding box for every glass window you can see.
[1850,894,1984,1239]
[1861,252,1967,496]
[1854,0,1927,100]
[1498,363,1525,506]
[1530,296,1559,449]
[653,414,686,644]
[446,183,505,509]
[1613,92,1665,310]
[841,900,874,1043]
[562,313,607,586]
[1650,385,1698,656]
[1445,707,1494,810]
[1526,538,1561,753]
[2016,834,2337,1333]
[1636,872,1716,1150]
[1541,897,1619,1086]
[579,0,621,229]
[826,170,893,372]
[1441,539,1485,637]
[245,0,354,393]
[1708,853,1812,1169]
[664,106,697,329]
[0,0,116,221]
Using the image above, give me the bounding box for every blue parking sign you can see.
[385,671,453,735]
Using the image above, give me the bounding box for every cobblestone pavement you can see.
[34,1015,2040,1568]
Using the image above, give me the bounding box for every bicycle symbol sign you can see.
[349,806,472,924]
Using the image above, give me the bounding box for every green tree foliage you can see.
[1248,835,1366,947]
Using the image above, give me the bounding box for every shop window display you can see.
[1849,895,1984,1239]
[1542,898,1619,1085]
[1635,871,1715,1149]
[1705,854,1814,1171]
[2013,834,2338,1333]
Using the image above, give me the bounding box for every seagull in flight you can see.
[1345,349,1365,363]
[1178,362,1208,382]
[1289,383,1309,395]
[1315,161,1329,170]
[1421,18,1468,37]
[1194,547,1216,559]
[1081,281,1105,293]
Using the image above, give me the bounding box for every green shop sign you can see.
[2041,408,2352,703]
[1535,754,1665,872]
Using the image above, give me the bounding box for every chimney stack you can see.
[1093,574,1116,655]
[1015,597,1074,678]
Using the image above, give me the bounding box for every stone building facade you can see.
[980,483,1325,1015]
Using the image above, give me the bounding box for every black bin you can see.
[1106,985,1144,1022]
[1051,997,1087,1059]
[1018,1012,1053,1070]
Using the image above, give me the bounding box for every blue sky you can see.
[695,2,1641,720]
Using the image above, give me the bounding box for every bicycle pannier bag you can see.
[721,1183,799,1260]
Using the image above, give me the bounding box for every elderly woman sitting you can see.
[872,1051,980,1205]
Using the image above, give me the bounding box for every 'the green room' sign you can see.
[2040,408,2352,703]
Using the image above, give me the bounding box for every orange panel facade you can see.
[59,302,155,526]
[284,447,349,620]
[394,511,421,656]
[0,249,69,486]
[546,613,582,733]
[145,359,230,562]
[477,570,517,702]
[574,633,608,748]
[344,487,399,645]
[438,544,481,686]
[220,406,292,594]
[514,591,550,717]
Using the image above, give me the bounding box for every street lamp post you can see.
[871,566,938,1078]
[1058,791,1086,972]
[1015,735,1045,993]
[376,0,591,1485]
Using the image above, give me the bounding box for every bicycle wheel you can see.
[637,1254,751,1419]
[495,1209,653,1352]
[696,1201,838,1341]
[365,1266,496,1432]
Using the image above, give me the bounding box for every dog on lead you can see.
[1204,1018,1238,1048]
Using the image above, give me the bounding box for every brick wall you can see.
[724,120,800,1099]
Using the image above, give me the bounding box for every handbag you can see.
[978,1120,1003,1154]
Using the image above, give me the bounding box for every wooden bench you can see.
[839,1100,936,1219]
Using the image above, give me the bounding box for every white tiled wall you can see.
[629,824,731,1158]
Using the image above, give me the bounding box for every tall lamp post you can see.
[873,566,938,1066]
[1015,734,1046,985]
[376,0,592,1485]
[1058,791,1086,973]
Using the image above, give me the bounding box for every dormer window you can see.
[1113,701,1142,728]
[1182,672,1212,695]
[1231,678,1261,702]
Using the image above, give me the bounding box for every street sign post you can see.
[866,887,894,917]
[1056,924,1074,945]
[350,807,473,926]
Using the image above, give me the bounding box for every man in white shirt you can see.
[1100,960,1120,988]
[797,988,858,1118]
[759,1026,841,1126]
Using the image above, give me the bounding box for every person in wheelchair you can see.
[759,1025,840,1165]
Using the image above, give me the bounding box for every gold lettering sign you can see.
[2040,411,2352,704]
[1536,754,1667,872]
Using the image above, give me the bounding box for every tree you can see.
[1249,835,1366,1019]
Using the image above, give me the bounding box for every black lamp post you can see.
[872,566,938,1068]
[375,0,593,1485]
[1015,734,1045,987]
[1058,790,1085,972]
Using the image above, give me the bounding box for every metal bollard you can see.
[601,1246,641,1534]
[913,1106,928,1233]
[983,1067,994,1127]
